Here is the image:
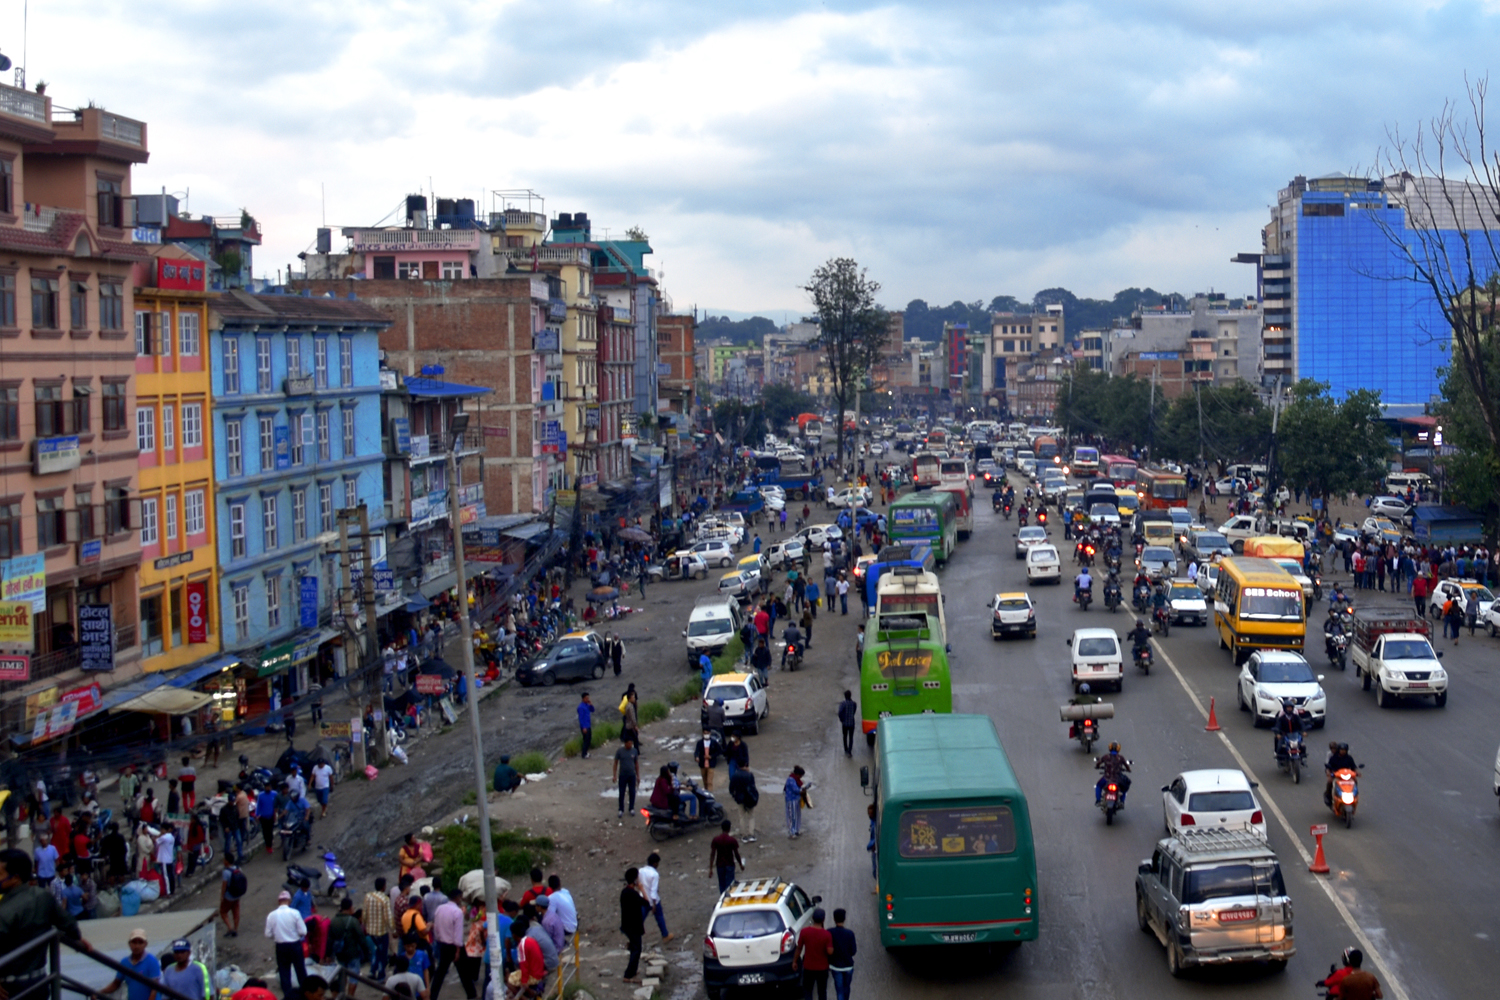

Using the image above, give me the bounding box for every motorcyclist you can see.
[1328,583,1350,609]
[1103,571,1122,607]
[1127,618,1151,653]
[1067,682,1099,741]
[781,622,804,668]
[1324,612,1347,658]
[1150,581,1169,621]
[1074,568,1093,604]
[1324,742,1357,806]
[281,787,312,839]
[1094,742,1132,805]
[1318,947,1380,1000]
[1271,698,1305,757]
[1017,503,1030,526]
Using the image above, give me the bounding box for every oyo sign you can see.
[186,581,208,643]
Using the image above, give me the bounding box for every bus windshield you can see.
[1240,588,1303,620]
[879,593,939,618]
[899,806,1016,858]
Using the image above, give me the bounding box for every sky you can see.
[13,0,1500,316]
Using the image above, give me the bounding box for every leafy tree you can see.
[761,383,817,431]
[1434,333,1500,531]
[1155,383,1271,466]
[712,399,767,447]
[697,315,777,347]
[803,258,889,466]
[1276,381,1389,502]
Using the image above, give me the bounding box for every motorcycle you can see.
[1094,763,1131,826]
[1018,510,1029,528]
[1037,509,1048,527]
[1274,728,1307,784]
[1327,766,1362,828]
[992,493,1004,514]
[1132,643,1152,674]
[783,640,804,672]
[1060,700,1113,753]
[1325,631,1349,671]
[1132,584,1151,613]
[1152,605,1171,637]
[640,779,726,841]
[278,816,313,860]
[1074,585,1093,612]
[1103,581,1122,613]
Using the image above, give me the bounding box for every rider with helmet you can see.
[1074,567,1093,603]
[1094,742,1132,805]
[1271,698,1305,757]
[1318,947,1381,1000]
[1127,618,1151,652]
[1324,742,1358,807]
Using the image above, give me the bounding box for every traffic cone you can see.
[1309,832,1330,874]
[1205,697,1222,732]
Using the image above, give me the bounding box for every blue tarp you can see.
[1411,505,1483,544]
[165,653,241,689]
[403,376,492,398]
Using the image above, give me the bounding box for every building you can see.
[1241,172,1500,411]
[131,244,223,676]
[0,89,155,740]
[208,290,390,718]
[987,306,1066,413]
[154,200,262,289]
[656,313,696,420]
[1106,294,1263,394]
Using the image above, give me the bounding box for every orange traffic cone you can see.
[1205,697,1222,732]
[1309,831,1331,874]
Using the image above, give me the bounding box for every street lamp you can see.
[443,411,502,998]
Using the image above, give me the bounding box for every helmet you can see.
[1342,947,1363,968]
[1108,742,1120,753]
[1137,618,1146,627]
[1077,683,1091,694]
[667,761,679,772]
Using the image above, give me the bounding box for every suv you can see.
[1135,828,1294,977]
[990,592,1037,640]
[1237,650,1327,728]
[703,878,822,1000]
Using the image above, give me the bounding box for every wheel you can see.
[282,838,291,862]
[541,672,557,688]
[1105,806,1114,825]
[1267,960,1288,974]
[1115,678,1123,693]
[1345,809,1353,830]
[592,663,606,680]
[1237,687,1248,711]
[706,988,722,1000]
[1435,690,1448,707]
[199,842,214,866]
[1290,757,1301,784]
[1360,667,1371,691]
[1491,622,1498,638]
[992,633,1000,642]
[1167,941,1185,978]
[1375,684,1389,708]
[746,716,759,736]
[1029,630,1037,639]
[1136,890,1151,932]
[721,558,731,568]
[648,822,672,842]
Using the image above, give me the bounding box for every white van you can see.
[684,597,744,666]
[1384,471,1432,494]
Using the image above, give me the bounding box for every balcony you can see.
[347,228,485,252]
[497,246,591,267]
[0,624,138,692]
[50,107,147,153]
[0,82,46,124]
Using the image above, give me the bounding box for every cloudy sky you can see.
[17,0,1500,314]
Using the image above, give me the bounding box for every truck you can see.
[753,454,822,502]
[719,489,765,520]
[1349,608,1448,708]
[796,412,823,447]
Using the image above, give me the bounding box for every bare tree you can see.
[802,258,889,468]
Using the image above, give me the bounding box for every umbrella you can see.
[587,586,620,603]
[618,527,654,544]
[418,657,456,679]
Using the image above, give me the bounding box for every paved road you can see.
[800,477,1493,1000]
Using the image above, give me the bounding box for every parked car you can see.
[764,538,807,569]
[692,540,736,568]
[1368,495,1410,519]
[1360,516,1402,545]
[1161,769,1266,838]
[516,638,607,687]
[1237,650,1327,728]
[990,592,1037,639]
[796,524,844,549]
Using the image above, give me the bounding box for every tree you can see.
[1276,381,1389,503]
[760,383,817,432]
[803,258,889,466]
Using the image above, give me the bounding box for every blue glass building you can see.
[209,290,390,699]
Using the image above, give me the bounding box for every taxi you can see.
[990,592,1037,639]
[704,877,822,1000]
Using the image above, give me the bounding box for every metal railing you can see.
[0,82,46,123]
[0,931,199,1000]
[99,112,144,146]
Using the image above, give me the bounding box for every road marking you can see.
[1153,640,1411,1000]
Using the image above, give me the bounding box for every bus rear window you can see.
[898,806,1015,858]
[892,509,939,527]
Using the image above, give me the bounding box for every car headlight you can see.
[1433,670,1447,681]
[535,662,549,672]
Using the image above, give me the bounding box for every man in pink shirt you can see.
[429,895,466,1000]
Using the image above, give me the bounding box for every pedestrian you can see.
[546,874,576,939]
[153,825,177,897]
[806,580,820,617]
[866,804,878,884]
[619,869,648,985]
[800,605,814,645]
[1466,594,1480,636]
[364,877,394,980]
[610,634,624,677]
[292,877,315,920]
[331,897,373,997]
[160,939,210,1000]
[284,709,297,745]
[793,908,833,1000]
[725,732,749,780]
[639,853,673,945]
[784,766,807,839]
[0,849,90,998]
[577,693,595,760]
[492,756,523,794]
[728,765,759,842]
[699,652,714,694]
[621,690,640,748]
[1443,596,1462,644]
[837,691,857,758]
[829,909,857,1000]
[509,919,545,997]
[312,758,335,819]
[613,737,640,822]
[1412,573,1429,619]
[855,623,865,668]
[266,889,310,999]
[429,890,465,1000]
[694,729,718,791]
[220,855,246,937]
[104,928,160,1000]
[708,820,744,894]
[177,757,197,811]
[704,699,726,742]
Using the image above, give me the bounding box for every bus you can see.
[911,452,942,488]
[938,458,972,497]
[1101,454,1137,488]
[862,543,936,608]
[926,427,948,450]
[1071,446,1099,477]
[871,714,1039,948]
[888,491,959,565]
[874,565,948,642]
[1212,556,1306,664]
[859,612,952,747]
[1136,468,1189,509]
[1031,435,1059,461]
[936,485,973,539]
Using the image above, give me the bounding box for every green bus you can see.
[859,612,951,748]
[887,491,959,566]
[870,714,1039,948]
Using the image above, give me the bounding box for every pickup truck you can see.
[1349,608,1448,708]
[1219,514,1261,551]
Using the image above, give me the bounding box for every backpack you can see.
[228,868,248,898]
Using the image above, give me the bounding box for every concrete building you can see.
[1106,294,1263,395]
[656,313,696,420]
[986,306,1066,414]
[154,200,262,289]
[0,89,156,739]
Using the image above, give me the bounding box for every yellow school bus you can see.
[1213,556,1306,665]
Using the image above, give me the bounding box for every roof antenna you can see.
[14,0,26,89]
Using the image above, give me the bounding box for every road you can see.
[799,476,1495,1000]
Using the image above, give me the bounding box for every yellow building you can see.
[132,245,223,675]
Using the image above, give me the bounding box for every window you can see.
[140,594,164,658]
[69,281,88,330]
[75,490,94,540]
[265,576,281,629]
[223,337,240,393]
[162,404,174,452]
[0,159,11,214]
[0,500,18,557]
[135,312,153,355]
[314,338,328,389]
[36,496,65,548]
[0,274,14,327]
[225,419,243,476]
[398,261,421,279]
[103,381,126,431]
[319,482,333,532]
[229,501,246,558]
[341,406,355,457]
[256,337,273,393]
[105,487,128,535]
[178,313,200,357]
[165,492,178,541]
[290,412,305,464]
[262,494,278,549]
[0,385,14,440]
[135,405,155,453]
[317,409,330,461]
[259,415,275,470]
[343,474,359,509]
[99,282,122,331]
[30,275,58,329]
[97,177,123,228]
[373,256,395,280]
[292,487,307,543]
[185,489,205,535]
[232,583,250,642]
[286,337,301,378]
[181,403,203,448]
[139,496,159,547]
[441,261,463,280]
[339,336,353,387]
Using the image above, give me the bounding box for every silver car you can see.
[1137,545,1178,580]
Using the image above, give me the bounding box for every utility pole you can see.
[358,503,383,768]
[1196,383,1205,469]
[1147,366,1158,462]
[1266,376,1284,520]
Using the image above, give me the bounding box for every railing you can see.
[349,228,485,251]
[2,931,199,1000]
[499,246,590,266]
[0,623,138,691]
[100,111,144,146]
[0,82,46,123]
[23,205,60,233]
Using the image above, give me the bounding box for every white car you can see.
[703,878,821,999]
[702,672,769,735]
[1165,578,1208,626]
[1237,650,1327,728]
[760,492,786,513]
[1194,561,1221,598]
[1088,503,1121,526]
[1067,627,1122,692]
[796,523,844,549]
[1219,514,1260,550]
[1162,769,1267,838]
[1026,544,1061,584]
[1433,578,1494,621]
[828,486,872,509]
[1361,516,1401,544]
[764,538,806,569]
[1014,525,1050,559]
[692,540,736,568]
[990,591,1037,640]
[1369,495,1410,519]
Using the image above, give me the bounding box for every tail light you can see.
[640,809,652,823]
[1251,810,1264,825]
[779,930,796,954]
[703,936,718,960]
[743,699,753,714]
[1106,783,1118,794]
[1179,814,1196,826]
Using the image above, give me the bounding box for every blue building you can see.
[1252,173,1499,414]
[208,290,391,704]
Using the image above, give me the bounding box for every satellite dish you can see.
[0,56,12,73]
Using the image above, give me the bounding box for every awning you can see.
[404,594,431,612]
[91,675,172,718]
[403,376,493,399]
[111,687,214,716]
[166,653,241,689]
[501,521,551,542]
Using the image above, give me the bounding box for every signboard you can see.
[656,362,671,377]
[186,580,209,643]
[373,568,395,592]
[1309,824,1328,836]
[61,682,102,717]
[579,473,598,488]
[380,370,398,391]
[391,418,411,454]
[274,424,292,470]
[42,700,78,739]
[483,425,509,438]
[585,405,600,428]
[415,674,447,695]
[539,420,562,455]
[79,539,102,565]
[299,576,319,629]
[409,434,431,459]
[0,601,34,647]
[534,329,560,352]
[0,654,28,681]
[156,258,205,290]
[154,551,195,570]
[35,435,81,475]
[1137,351,1180,361]
[873,648,935,671]
[284,375,315,396]
[318,720,352,740]
[133,227,163,245]
[77,605,115,672]
[460,503,483,525]
[258,640,295,676]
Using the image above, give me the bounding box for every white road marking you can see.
[1153,639,1411,1000]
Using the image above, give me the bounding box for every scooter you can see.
[284,861,323,897]
[1326,766,1362,828]
[782,640,803,672]
[1326,631,1349,671]
[992,493,1004,514]
[1132,643,1152,674]
[1132,584,1151,613]
[1274,729,1307,784]
[640,779,726,841]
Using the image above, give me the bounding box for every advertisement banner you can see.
[1,555,46,613]
[0,653,28,681]
[274,424,291,470]
[157,258,206,291]
[300,576,319,629]
[60,682,102,717]
[186,581,209,643]
[415,674,447,695]
[78,605,115,672]
[0,601,34,647]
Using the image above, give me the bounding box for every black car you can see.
[515,640,606,687]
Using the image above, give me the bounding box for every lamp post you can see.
[443,411,501,999]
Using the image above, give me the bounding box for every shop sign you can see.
[35,435,81,475]
[1,554,46,612]
[154,551,195,570]
[409,434,431,459]
[460,503,483,525]
[373,568,395,592]
[300,576,319,629]
[79,539,102,565]
[293,633,324,663]
[78,605,115,672]
[284,375,315,396]
[415,674,446,694]
[392,418,411,454]
[0,601,34,647]
[318,720,352,740]
[258,640,296,676]
[61,682,102,717]
[186,581,209,643]
[0,653,29,681]
[34,700,78,741]
[274,424,292,470]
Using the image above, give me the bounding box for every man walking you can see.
[639,853,673,946]
[256,784,278,855]
[265,889,309,999]
[728,765,758,842]
[837,574,850,615]
[694,730,717,792]
[363,877,394,981]
[220,856,246,937]
[829,909,857,1000]
[793,908,833,1000]
[619,869,647,985]
[784,766,807,839]
[160,940,209,1000]
[708,820,744,894]
[311,758,334,819]
[613,737,640,822]
[837,691,857,758]
[577,693,595,759]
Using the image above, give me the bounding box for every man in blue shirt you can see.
[699,653,713,694]
[255,787,278,856]
[104,929,160,1000]
[577,692,595,759]
[291,878,315,920]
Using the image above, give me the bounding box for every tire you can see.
[1136,890,1151,932]
[1435,690,1448,707]
[1116,677,1123,693]
[282,837,291,862]
[721,558,731,568]
[1268,959,1289,974]
[648,822,672,843]
[1237,686,1248,711]
[1105,806,1114,826]
[592,663,606,680]
[1290,757,1301,784]
[747,716,759,736]
[1360,667,1371,691]
[199,842,214,866]
[1345,810,1353,830]
[1375,684,1389,708]
[1167,941,1185,978]
[541,672,557,688]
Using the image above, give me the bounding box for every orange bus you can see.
[1136,468,1188,509]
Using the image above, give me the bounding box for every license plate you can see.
[736,974,766,985]
[1409,682,1428,689]
[940,932,978,943]
[1217,908,1257,923]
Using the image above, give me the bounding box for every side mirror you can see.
[1138,861,1154,876]
[1160,785,1171,794]
[681,630,687,637]
[1065,638,1073,646]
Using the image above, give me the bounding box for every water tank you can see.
[557,213,574,227]
[456,199,476,222]
[436,198,456,219]
[406,194,428,230]
[316,228,331,254]
[574,212,590,233]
